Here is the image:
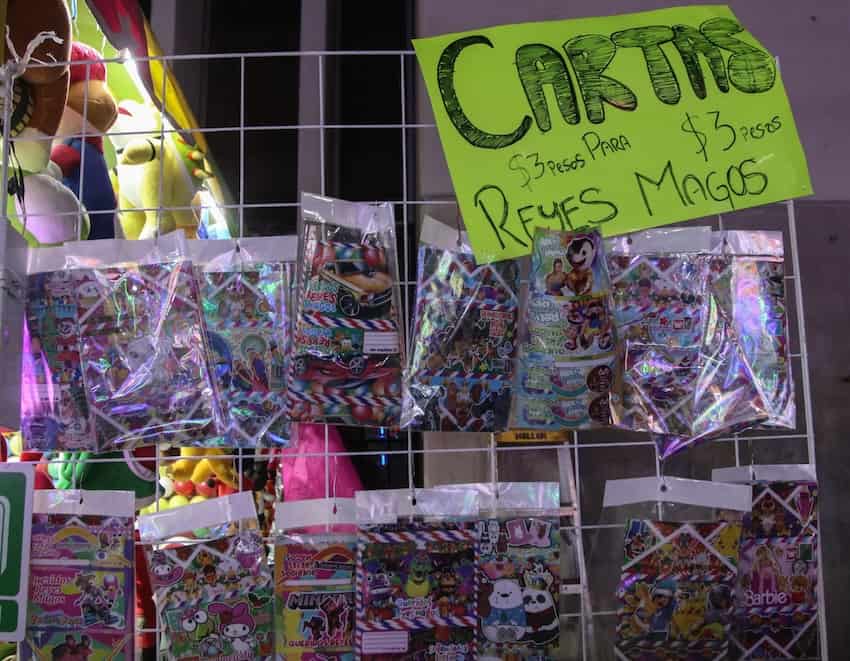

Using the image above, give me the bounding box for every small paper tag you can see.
[364,331,399,354]
[362,630,409,654]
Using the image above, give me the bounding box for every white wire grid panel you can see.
[1,48,828,659]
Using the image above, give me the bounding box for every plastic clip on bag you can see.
[22,490,135,660]
[511,227,617,429]
[354,487,479,659]
[605,227,713,439]
[402,216,520,432]
[289,194,404,428]
[22,232,222,450]
[653,230,794,458]
[274,498,357,660]
[139,492,274,660]
[188,237,297,447]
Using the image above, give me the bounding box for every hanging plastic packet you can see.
[402,216,519,431]
[354,487,480,659]
[722,478,819,659]
[290,194,404,428]
[511,227,617,429]
[274,498,357,660]
[605,227,713,438]
[654,230,794,458]
[615,518,743,659]
[22,231,222,450]
[449,482,562,661]
[139,492,274,660]
[21,490,135,660]
[188,237,297,447]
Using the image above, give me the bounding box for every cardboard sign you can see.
[0,463,34,641]
[414,6,812,263]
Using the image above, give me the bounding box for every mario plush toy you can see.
[51,42,118,240]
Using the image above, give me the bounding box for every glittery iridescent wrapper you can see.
[475,516,561,659]
[21,510,135,660]
[607,247,712,438]
[733,482,819,659]
[289,195,404,428]
[22,261,221,450]
[146,530,274,660]
[275,535,356,659]
[616,519,742,659]
[653,232,795,459]
[606,229,794,459]
[511,227,617,429]
[402,245,519,431]
[356,521,477,659]
[196,263,291,447]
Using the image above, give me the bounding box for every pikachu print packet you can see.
[616,519,743,659]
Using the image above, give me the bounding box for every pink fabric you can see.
[279,424,362,532]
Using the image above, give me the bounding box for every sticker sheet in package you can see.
[196,262,291,447]
[616,519,743,660]
[606,228,712,440]
[22,259,220,450]
[147,530,274,660]
[356,522,477,659]
[275,535,356,660]
[403,241,520,432]
[21,493,135,660]
[476,516,560,660]
[734,482,818,659]
[289,194,404,428]
[511,228,616,429]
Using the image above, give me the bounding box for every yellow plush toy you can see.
[169,447,238,488]
[109,100,210,239]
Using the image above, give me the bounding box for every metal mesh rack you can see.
[0,47,828,659]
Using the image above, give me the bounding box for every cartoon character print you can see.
[564,235,597,296]
[150,551,185,587]
[482,579,526,643]
[180,607,215,642]
[233,533,263,573]
[208,602,256,655]
[403,551,433,598]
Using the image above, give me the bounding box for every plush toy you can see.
[51,42,118,240]
[140,447,239,514]
[3,0,71,173]
[42,447,157,508]
[14,160,90,243]
[110,100,209,239]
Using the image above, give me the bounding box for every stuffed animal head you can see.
[5,0,72,172]
[110,100,160,152]
[56,43,117,138]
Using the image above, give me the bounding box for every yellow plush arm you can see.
[121,137,160,165]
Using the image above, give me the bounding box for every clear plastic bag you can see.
[446,482,562,661]
[511,227,617,429]
[402,216,519,432]
[289,194,404,428]
[273,499,357,659]
[354,487,480,658]
[22,232,222,450]
[606,227,713,438]
[139,492,274,660]
[615,518,743,659]
[653,230,795,458]
[713,476,819,658]
[188,237,297,447]
[22,490,136,660]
